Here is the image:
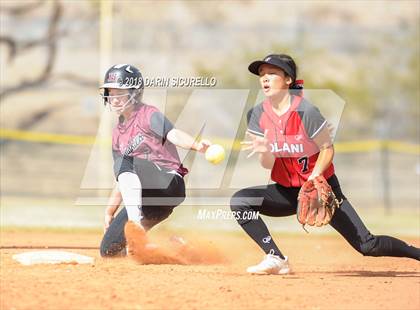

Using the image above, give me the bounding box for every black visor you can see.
[248,54,295,79]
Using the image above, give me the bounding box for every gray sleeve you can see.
[112,149,123,179]
[112,149,135,180]
[298,101,328,139]
[246,105,264,137]
[150,111,174,140]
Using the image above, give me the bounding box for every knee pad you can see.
[141,206,174,230]
[170,195,186,206]
[359,235,381,257]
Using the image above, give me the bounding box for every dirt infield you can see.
[1,229,419,310]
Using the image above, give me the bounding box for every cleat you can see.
[246,254,290,275]
[124,222,186,264]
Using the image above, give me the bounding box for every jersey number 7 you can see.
[298,156,309,173]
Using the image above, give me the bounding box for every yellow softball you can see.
[205,144,226,165]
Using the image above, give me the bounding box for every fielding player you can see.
[99,64,210,257]
[232,54,420,274]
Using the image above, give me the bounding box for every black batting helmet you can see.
[100,64,144,104]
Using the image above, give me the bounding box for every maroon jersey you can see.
[247,95,334,187]
[112,103,188,176]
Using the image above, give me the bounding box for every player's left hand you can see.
[297,176,340,232]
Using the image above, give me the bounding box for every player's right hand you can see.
[194,139,212,153]
[241,130,271,158]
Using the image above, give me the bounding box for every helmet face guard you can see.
[102,92,137,115]
[99,64,144,113]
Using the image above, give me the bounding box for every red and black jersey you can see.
[247,95,334,187]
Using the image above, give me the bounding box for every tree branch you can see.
[0,0,62,101]
[1,0,45,16]
[53,73,97,88]
[0,36,17,61]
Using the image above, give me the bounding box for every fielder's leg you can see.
[230,184,297,274]
[231,185,286,258]
[330,200,420,260]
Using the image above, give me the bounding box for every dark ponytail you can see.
[273,54,302,96]
[289,79,304,97]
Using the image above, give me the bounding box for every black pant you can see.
[100,158,186,257]
[230,175,420,260]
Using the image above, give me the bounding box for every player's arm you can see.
[104,185,122,232]
[308,126,334,180]
[167,128,210,153]
[299,101,335,180]
[259,151,275,170]
[150,111,210,153]
[104,147,125,232]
